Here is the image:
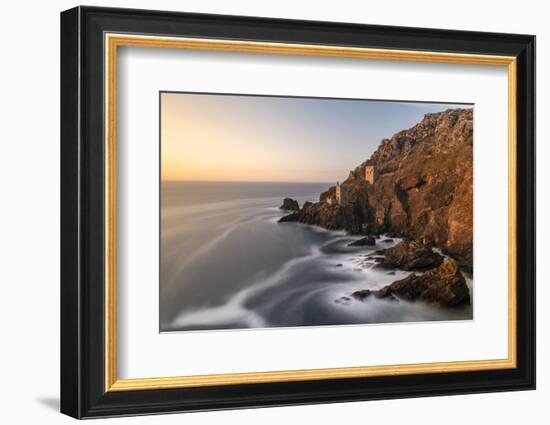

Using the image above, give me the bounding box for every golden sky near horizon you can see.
[160,92,343,182]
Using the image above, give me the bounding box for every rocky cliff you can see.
[285,108,473,272]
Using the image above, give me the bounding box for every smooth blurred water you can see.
[160,181,472,332]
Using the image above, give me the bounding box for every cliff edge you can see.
[285,108,473,272]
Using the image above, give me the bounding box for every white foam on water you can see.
[172,245,323,329]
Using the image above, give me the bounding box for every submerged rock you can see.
[334,296,352,305]
[348,236,376,247]
[381,239,443,271]
[350,289,398,302]
[279,198,300,211]
[351,289,372,300]
[352,258,470,307]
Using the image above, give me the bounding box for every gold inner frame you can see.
[104,33,517,392]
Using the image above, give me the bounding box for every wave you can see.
[169,235,408,330]
[162,202,288,292]
[171,245,322,329]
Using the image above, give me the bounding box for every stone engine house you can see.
[326,166,375,206]
[335,182,346,205]
[365,165,375,184]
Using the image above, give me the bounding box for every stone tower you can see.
[335,182,346,205]
[365,165,375,184]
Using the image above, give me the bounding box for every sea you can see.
[160,181,472,332]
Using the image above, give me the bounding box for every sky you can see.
[161,92,469,183]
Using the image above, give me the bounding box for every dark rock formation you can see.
[279,198,300,211]
[278,212,299,223]
[351,289,372,300]
[381,240,443,271]
[348,236,376,247]
[286,108,473,271]
[351,258,470,306]
[351,289,398,302]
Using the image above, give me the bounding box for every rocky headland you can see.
[279,108,473,308]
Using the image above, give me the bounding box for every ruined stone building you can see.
[335,182,347,205]
[328,166,374,207]
[365,165,375,184]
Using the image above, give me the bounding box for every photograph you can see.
[160,92,474,332]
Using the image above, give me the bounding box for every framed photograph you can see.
[60,6,535,419]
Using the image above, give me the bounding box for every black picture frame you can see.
[61,5,535,419]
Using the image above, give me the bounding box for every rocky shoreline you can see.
[349,255,470,307]
[279,108,473,273]
[277,108,473,308]
[280,219,471,307]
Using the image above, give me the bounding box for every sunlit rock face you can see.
[288,108,473,272]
